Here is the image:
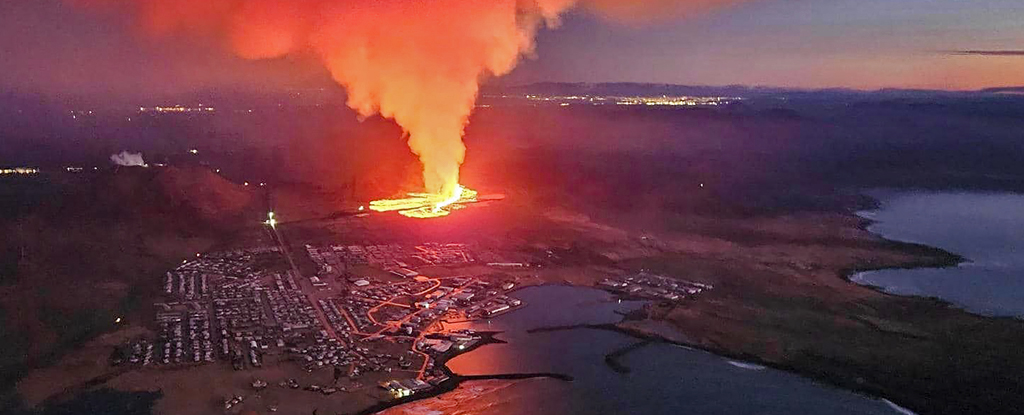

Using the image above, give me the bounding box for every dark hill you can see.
[74,166,255,226]
[0,165,255,401]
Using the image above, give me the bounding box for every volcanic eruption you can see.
[75,0,743,218]
[370,185,479,218]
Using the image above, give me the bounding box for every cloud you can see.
[949,50,1024,57]
[582,0,746,23]
[110,151,147,167]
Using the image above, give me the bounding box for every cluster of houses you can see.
[598,272,714,302]
[306,243,506,282]
[132,241,542,412]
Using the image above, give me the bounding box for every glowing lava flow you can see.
[370,185,478,219]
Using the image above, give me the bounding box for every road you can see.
[266,223,345,343]
[265,224,496,380]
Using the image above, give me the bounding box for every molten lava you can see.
[370,185,479,219]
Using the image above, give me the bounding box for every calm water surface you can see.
[388,285,906,415]
[854,192,1024,317]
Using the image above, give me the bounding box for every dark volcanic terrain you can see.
[0,166,258,409]
[2,88,1024,414]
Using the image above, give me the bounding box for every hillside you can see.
[0,166,255,406]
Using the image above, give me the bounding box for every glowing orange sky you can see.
[1,0,1022,94]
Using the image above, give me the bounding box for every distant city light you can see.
[114,317,122,324]
[0,167,40,175]
[507,93,741,107]
[189,149,199,154]
[265,212,277,228]
[138,105,215,114]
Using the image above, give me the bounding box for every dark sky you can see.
[2,0,1023,98]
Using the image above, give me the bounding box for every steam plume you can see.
[77,0,741,196]
[110,151,147,167]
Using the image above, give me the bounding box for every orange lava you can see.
[370,185,478,218]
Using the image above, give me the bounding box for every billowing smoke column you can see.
[305,0,574,197]
[110,151,147,167]
[77,0,741,214]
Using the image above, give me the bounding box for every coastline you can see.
[15,194,1024,415]
[17,239,984,415]
[846,192,1024,320]
[524,314,940,415]
[599,204,1020,415]
[355,330,573,415]
[838,204,969,311]
[509,199,1021,415]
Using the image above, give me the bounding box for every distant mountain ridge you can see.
[979,86,1024,95]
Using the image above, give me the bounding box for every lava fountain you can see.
[370,185,479,218]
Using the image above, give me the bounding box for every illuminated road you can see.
[367,278,439,327]
[413,278,442,296]
[266,223,345,343]
[264,223,487,380]
[338,306,370,336]
[361,277,479,379]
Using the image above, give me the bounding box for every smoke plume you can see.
[77,0,741,196]
[110,151,147,167]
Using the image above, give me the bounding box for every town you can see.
[112,242,533,410]
[106,234,717,413]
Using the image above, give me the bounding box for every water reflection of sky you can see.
[855,192,1024,317]
[438,285,903,415]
